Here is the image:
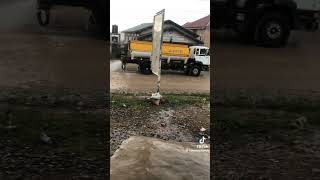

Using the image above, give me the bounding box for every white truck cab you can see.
[189,46,210,68]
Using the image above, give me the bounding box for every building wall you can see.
[203,27,210,48]
[143,31,201,45]
[185,27,210,47]
[121,33,139,44]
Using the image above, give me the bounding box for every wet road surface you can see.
[0,0,107,92]
[213,30,320,95]
[110,60,210,93]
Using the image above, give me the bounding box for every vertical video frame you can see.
[110,0,210,179]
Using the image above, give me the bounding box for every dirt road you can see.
[111,60,210,93]
[0,0,107,92]
[214,30,320,95]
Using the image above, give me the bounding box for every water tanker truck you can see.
[121,40,210,76]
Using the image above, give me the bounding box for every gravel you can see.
[110,103,210,155]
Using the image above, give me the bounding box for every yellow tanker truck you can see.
[121,40,210,76]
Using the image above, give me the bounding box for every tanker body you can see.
[121,40,210,76]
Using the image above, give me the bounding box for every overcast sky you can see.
[110,0,210,32]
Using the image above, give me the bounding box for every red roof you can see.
[183,15,210,29]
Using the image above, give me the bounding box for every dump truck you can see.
[121,40,210,76]
[36,0,107,36]
[212,0,320,47]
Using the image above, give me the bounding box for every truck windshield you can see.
[199,48,207,56]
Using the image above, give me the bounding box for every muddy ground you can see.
[213,29,320,94]
[0,0,107,91]
[212,29,320,179]
[110,60,210,93]
[0,1,108,179]
[0,89,107,179]
[110,93,210,155]
[213,105,320,180]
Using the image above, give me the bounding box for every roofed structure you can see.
[183,15,210,29]
[121,20,203,45]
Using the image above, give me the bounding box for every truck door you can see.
[195,48,210,66]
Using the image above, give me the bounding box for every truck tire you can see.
[254,13,290,47]
[190,65,201,76]
[37,9,50,26]
[138,64,152,74]
[121,62,126,70]
[138,64,144,74]
[146,68,152,74]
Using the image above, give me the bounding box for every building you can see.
[120,20,203,46]
[110,25,121,58]
[183,15,210,47]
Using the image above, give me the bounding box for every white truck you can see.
[212,0,320,47]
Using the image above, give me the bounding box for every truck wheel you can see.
[146,68,152,74]
[254,13,290,47]
[138,64,144,73]
[190,66,201,76]
[138,64,150,74]
[37,9,50,26]
[121,62,126,70]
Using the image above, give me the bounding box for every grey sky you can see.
[110,0,210,32]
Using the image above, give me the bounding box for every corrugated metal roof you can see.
[121,20,202,45]
[183,15,210,29]
[138,25,203,44]
[122,20,198,37]
[122,23,153,33]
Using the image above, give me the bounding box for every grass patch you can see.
[111,93,209,111]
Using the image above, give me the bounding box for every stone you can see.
[40,132,52,144]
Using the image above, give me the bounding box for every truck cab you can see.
[189,46,210,71]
